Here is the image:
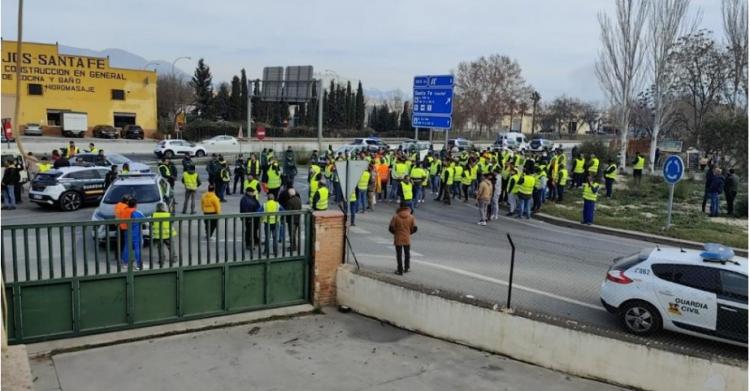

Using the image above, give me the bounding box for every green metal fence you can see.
[2,209,313,344]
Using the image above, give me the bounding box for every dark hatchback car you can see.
[121,124,144,139]
[93,124,119,139]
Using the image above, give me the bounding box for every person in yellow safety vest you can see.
[312,179,329,211]
[460,164,473,202]
[604,159,618,198]
[515,169,536,219]
[218,161,231,202]
[152,202,177,266]
[632,152,645,187]
[64,141,80,159]
[244,174,260,194]
[531,166,547,213]
[266,160,282,199]
[556,165,568,202]
[499,162,513,204]
[356,168,371,213]
[246,154,261,178]
[587,154,600,179]
[506,168,520,216]
[181,166,201,214]
[348,189,358,226]
[514,152,524,169]
[309,172,321,205]
[390,159,408,202]
[37,157,52,173]
[452,162,463,199]
[400,176,414,213]
[408,163,427,206]
[437,159,453,204]
[581,175,600,225]
[86,143,98,153]
[261,192,283,256]
[572,153,586,188]
[429,158,442,194]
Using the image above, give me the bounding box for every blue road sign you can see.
[412,74,454,129]
[663,155,684,184]
[412,115,452,128]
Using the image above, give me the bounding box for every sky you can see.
[1,0,726,103]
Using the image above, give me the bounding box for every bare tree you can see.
[595,0,650,170]
[579,101,601,134]
[721,0,748,113]
[530,91,541,134]
[157,74,193,133]
[455,54,531,137]
[645,0,694,173]
[545,96,580,136]
[669,30,731,146]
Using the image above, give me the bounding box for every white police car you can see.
[600,243,747,346]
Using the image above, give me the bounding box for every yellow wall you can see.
[1,40,157,134]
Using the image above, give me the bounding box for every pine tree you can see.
[240,69,248,123]
[323,90,330,126]
[229,76,242,121]
[297,103,306,127]
[355,81,365,130]
[306,82,318,126]
[213,82,231,121]
[191,59,213,118]
[344,81,352,128]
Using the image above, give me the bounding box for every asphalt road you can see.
[2,164,746,361]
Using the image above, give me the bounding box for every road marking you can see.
[349,226,371,234]
[357,253,604,311]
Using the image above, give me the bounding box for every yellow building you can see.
[1,40,157,137]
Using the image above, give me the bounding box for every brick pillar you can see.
[312,210,345,306]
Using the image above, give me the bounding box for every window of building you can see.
[111,89,125,100]
[28,84,43,96]
[46,110,62,126]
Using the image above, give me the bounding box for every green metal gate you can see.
[2,210,313,344]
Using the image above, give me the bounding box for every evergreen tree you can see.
[191,58,213,118]
[306,82,318,126]
[326,80,336,126]
[240,69,248,122]
[229,76,242,121]
[355,81,365,130]
[213,82,231,121]
[323,90,330,126]
[345,81,352,128]
[297,103,306,127]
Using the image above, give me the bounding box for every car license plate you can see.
[31,194,41,200]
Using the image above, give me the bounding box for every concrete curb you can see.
[2,345,34,390]
[534,212,748,257]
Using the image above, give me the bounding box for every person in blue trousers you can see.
[121,198,144,269]
[581,176,600,225]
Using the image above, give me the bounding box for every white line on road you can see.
[358,253,604,311]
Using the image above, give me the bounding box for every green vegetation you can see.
[542,175,748,248]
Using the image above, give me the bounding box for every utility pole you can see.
[247,80,253,145]
[530,90,540,136]
[317,79,323,152]
[13,0,27,158]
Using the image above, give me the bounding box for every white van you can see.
[495,132,529,151]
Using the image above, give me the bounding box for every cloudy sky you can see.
[2,0,726,102]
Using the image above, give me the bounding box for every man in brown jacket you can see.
[389,204,417,275]
[476,173,493,226]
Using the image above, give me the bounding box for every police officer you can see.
[158,158,172,185]
[232,154,246,195]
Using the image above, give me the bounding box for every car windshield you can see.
[103,184,160,204]
[106,153,129,165]
[34,172,62,182]
[351,139,364,145]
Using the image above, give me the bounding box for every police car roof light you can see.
[700,243,737,264]
[118,172,156,179]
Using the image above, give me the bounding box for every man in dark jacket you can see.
[53,154,70,169]
[233,154,246,195]
[283,146,297,187]
[724,169,739,216]
[2,159,20,209]
[105,165,118,189]
[239,187,261,248]
[282,187,302,251]
[707,168,725,217]
[702,164,715,213]
[182,155,195,172]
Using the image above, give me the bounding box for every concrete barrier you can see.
[337,265,747,391]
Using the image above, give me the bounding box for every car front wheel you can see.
[163,150,174,159]
[195,150,206,157]
[59,191,83,211]
[620,300,662,336]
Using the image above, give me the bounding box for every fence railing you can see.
[2,210,313,284]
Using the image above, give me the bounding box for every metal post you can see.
[506,233,516,309]
[666,183,674,229]
[444,129,449,151]
[414,126,418,141]
[12,0,27,158]
[247,80,253,147]
[317,79,324,152]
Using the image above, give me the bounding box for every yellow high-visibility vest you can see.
[588,157,599,173]
[518,174,536,196]
[263,200,280,224]
[267,167,281,189]
[38,163,52,173]
[357,170,371,190]
[243,178,259,193]
[315,187,329,210]
[605,164,617,180]
[152,211,176,239]
[558,168,569,186]
[634,156,645,170]
[182,172,198,190]
[573,158,585,174]
[509,173,520,194]
[401,181,413,201]
[583,183,599,202]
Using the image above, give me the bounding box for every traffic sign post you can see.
[663,155,685,229]
[257,126,266,141]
